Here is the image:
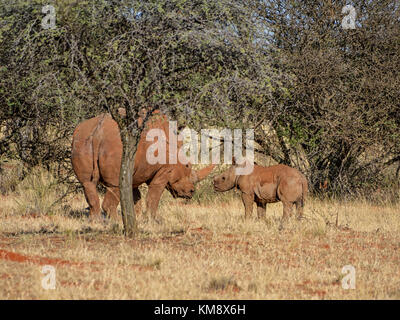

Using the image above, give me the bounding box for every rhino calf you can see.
[213,159,308,225]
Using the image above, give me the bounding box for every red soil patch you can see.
[0,248,157,272]
[189,227,211,234]
[320,243,330,249]
[224,233,235,238]
[295,281,327,297]
[0,248,90,267]
[59,280,85,287]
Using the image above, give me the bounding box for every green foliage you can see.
[259,0,400,195]
[0,0,399,199]
[0,158,24,195]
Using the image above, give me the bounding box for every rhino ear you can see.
[193,164,216,183]
[232,156,246,167]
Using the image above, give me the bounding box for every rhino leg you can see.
[145,184,166,223]
[279,201,295,230]
[282,201,294,218]
[295,200,304,220]
[133,187,142,216]
[241,192,254,219]
[101,186,142,221]
[256,201,266,220]
[102,186,120,220]
[82,182,101,219]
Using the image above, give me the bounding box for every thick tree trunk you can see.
[119,132,138,238]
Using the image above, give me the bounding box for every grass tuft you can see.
[13,167,67,216]
[208,276,241,292]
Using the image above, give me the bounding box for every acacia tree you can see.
[83,0,284,236]
[3,0,399,206]
[257,0,400,195]
[1,0,284,236]
[0,1,87,172]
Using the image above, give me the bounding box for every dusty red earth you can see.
[0,247,157,272]
[1,220,399,299]
[0,248,93,267]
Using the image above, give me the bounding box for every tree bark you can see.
[119,131,138,238]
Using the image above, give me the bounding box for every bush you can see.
[13,166,67,215]
[0,158,24,195]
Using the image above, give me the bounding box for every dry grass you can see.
[0,184,399,300]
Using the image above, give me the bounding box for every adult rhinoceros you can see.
[71,110,214,222]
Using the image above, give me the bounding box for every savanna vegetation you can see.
[0,0,399,299]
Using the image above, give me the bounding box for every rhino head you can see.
[213,157,252,192]
[167,164,215,199]
[213,165,237,192]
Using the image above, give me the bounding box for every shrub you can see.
[0,158,24,195]
[13,166,67,215]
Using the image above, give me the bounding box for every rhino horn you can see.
[192,164,216,183]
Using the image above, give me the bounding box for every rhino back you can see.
[72,112,185,188]
[71,115,108,184]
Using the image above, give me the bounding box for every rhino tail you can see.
[90,135,100,183]
[88,115,106,183]
[193,164,216,183]
[300,177,308,209]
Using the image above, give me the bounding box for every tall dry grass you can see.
[0,167,399,299]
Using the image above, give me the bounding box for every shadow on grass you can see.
[2,225,110,238]
[64,206,115,223]
[64,205,90,219]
